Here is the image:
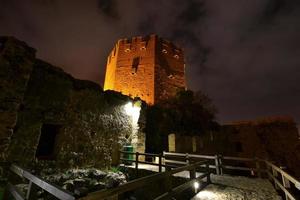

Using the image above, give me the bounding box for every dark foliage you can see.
[145,89,218,153]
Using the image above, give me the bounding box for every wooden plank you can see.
[164,159,187,165]
[26,181,38,200]
[164,152,215,160]
[215,155,220,175]
[154,173,210,200]
[188,154,215,159]
[10,165,75,200]
[222,165,253,171]
[7,183,25,200]
[80,160,209,200]
[265,161,300,187]
[222,156,255,162]
[23,171,75,200]
[120,151,160,157]
[159,155,162,172]
[170,161,208,175]
[163,152,186,157]
[267,171,296,200]
[10,164,24,177]
[79,172,168,200]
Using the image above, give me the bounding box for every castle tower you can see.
[104,34,186,104]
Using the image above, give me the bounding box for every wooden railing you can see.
[264,160,300,200]
[163,152,265,177]
[120,151,167,174]
[2,152,299,200]
[163,152,300,200]
[120,151,300,200]
[5,164,75,200]
[79,160,211,200]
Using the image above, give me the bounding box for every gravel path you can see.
[192,174,282,200]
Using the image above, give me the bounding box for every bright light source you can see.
[124,102,134,115]
[124,102,141,124]
[195,191,217,198]
[194,181,199,189]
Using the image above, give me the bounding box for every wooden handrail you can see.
[8,164,75,200]
[80,160,210,200]
[162,152,300,200]
[264,160,300,200]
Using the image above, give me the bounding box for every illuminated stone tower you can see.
[104,34,186,104]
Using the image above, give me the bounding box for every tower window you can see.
[162,49,167,54]
[132,57,140,73]
[140,46,146,50]
[174,54,179,59]
[36,124,61,160]
[168,74,174,79]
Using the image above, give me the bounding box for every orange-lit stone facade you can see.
[104,35,186,104]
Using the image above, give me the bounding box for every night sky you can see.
[1,0,300,124]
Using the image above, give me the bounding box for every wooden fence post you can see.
[26,181,38,200]
[165,171,172,196]
[272,166,279,190]
[214,155,220,175]
[189,167,196,180]
[255,157,261,178]
[206,162,211,183]
[159,154,162,172]
[135,152,139,177]
[281,173,291,200]
[186,153,190,165]
[218,155,223,175]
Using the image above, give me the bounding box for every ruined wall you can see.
[103,35,186,105]
[169,116,300,178]
[0,37,35,161]
[0,36,138,169]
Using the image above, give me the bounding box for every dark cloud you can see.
[0,0,299,124]
[97,0,119,19]
[178,0,206,24]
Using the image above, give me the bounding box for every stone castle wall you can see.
[0,37,36,161]
[0,37,140,169]
[168,116,300,178]
[104,35,186,104]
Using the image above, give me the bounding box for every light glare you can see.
[124,102,141,124]
[194,181,199,189]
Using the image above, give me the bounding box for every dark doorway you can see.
[36,124,60,160]
[235,142,243,152]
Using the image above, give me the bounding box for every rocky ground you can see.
[192,174,282,200]
[16,168,127,199]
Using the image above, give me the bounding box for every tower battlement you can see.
[104,35,186,104]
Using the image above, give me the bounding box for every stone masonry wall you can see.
[104,35,186,105]
[0,37,36,161]
[0,36,139,169]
